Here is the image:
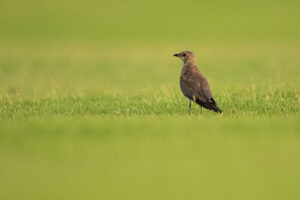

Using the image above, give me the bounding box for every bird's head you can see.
[173,51,196,65]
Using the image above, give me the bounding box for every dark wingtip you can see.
[212,105,223,113]
[195,98,223,113]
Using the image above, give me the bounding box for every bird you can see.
[174,51,222,114]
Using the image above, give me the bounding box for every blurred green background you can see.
[0,0,300,200]
[1,0,300,42]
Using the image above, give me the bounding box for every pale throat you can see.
[184,58,196,66]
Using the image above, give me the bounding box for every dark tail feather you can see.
[195,98,223,113]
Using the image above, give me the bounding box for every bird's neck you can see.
[184,57,196,66]
[184,61,197,68]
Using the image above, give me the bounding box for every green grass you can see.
[0,43,299,119]
[1,118,300,200]
[0,43,299,200]
[1,0,300,199]
[0,88,299,119]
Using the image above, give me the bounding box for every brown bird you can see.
[174,51,222,114]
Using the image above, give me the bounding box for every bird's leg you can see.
[189,100,192,115]
[200,106,203,114]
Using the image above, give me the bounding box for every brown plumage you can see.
[174,51,222,113]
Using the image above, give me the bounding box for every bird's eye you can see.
[182,53,186,57]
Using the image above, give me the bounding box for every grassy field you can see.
[1,0,300,199]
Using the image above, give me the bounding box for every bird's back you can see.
[180,64,208,100]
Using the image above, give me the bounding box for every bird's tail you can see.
[195,98,223,113]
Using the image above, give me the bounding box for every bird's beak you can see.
[173,53,179,57]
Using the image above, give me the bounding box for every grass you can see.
[1,43,299,119]
[0,88,299,119]
[1,118,300,200]
[1,0,300,199]
[0,43,299,200]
